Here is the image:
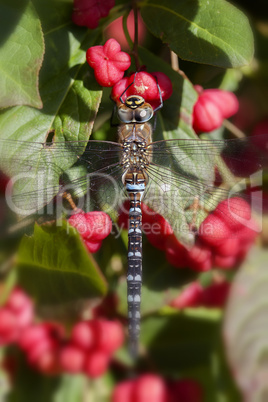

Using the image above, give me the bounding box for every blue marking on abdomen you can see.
[126,183,145,191]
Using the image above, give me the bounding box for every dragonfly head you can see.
[117,95,154,124]
[125,95,145,109]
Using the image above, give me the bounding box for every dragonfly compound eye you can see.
[117,102,154,123]
[134,105,154,123]
[117,105,135,123]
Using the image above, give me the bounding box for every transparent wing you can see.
[143,137,265,245]
[150,137,265,180]
[0,139,125,217]
[0,136,266,243]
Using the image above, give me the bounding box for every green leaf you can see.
[0,364,9,401]
[0,0,44,109]
[53,375,87,402]
[175,336,241,402]
[140,0,254,68]
[9,352,86,402]
[140,312,220,373]
[0,0,102,213]
[17,220,107,304]
[223,247,268,401]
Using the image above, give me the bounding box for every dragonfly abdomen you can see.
[124,169,147,356]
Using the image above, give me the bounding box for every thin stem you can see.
[223,119,246,139]
[170,50,190,82]
[131,1,141,70]
[133,2,139,57]
[171,50,179,71]
[122,9,140,70]
[122,12,133,50]
[7,217,35,234]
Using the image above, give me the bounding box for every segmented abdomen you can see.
[126,179,145,356]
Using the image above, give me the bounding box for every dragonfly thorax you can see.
[121,141,150,170]
[121,141,150,188]
[118,120,153,144]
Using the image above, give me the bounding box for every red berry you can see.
[238,222,259,242]
[201,89,239,119]
[0,308,17,344]
[168,379,203,402]
[59,344,85,373]
[21,322,64,361]
[35,349,59,375]
[84,239,102,253]
[199,213,232,246]
[19,325,40,345]
[142,206,173,250]
[251,120,268,152]
[170,282,203,309]
[223,146,260,177]
[112,379,135,402]
[214,254,237,269]
[69,211,112,253]
[127,71,159,101]
[0,288,34,331]
[151,72,173,102]
[15,304,34,329]
[194,85,203,95]
[94,320,124,353]
[111,71,172,109]
[72,0,115,29]
[111,77,129,104]
[0,171,9,194]
[201,281,230,307]
[83,211,112,241]
[250,120,268,168]
[84,350,110,378]
[214,197,252,231]
[142,204,173,236]
[69,213,92,238]
[6,288,30,312]
[19,325,44,350]
[6,288,33,329]
[187,243,212,272]
[27,336,57,365]
[86,39,131,87]
[127,71,172,106]
[171,280,231,309]
[165,235,189,268]
[133,374,168,402]
[216,238,240,257]
[193,87,238,133]
[145,230,168,251]
[71,321,96,350]
[193,93,223,133]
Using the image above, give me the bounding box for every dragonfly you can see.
[0,93,266,356]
